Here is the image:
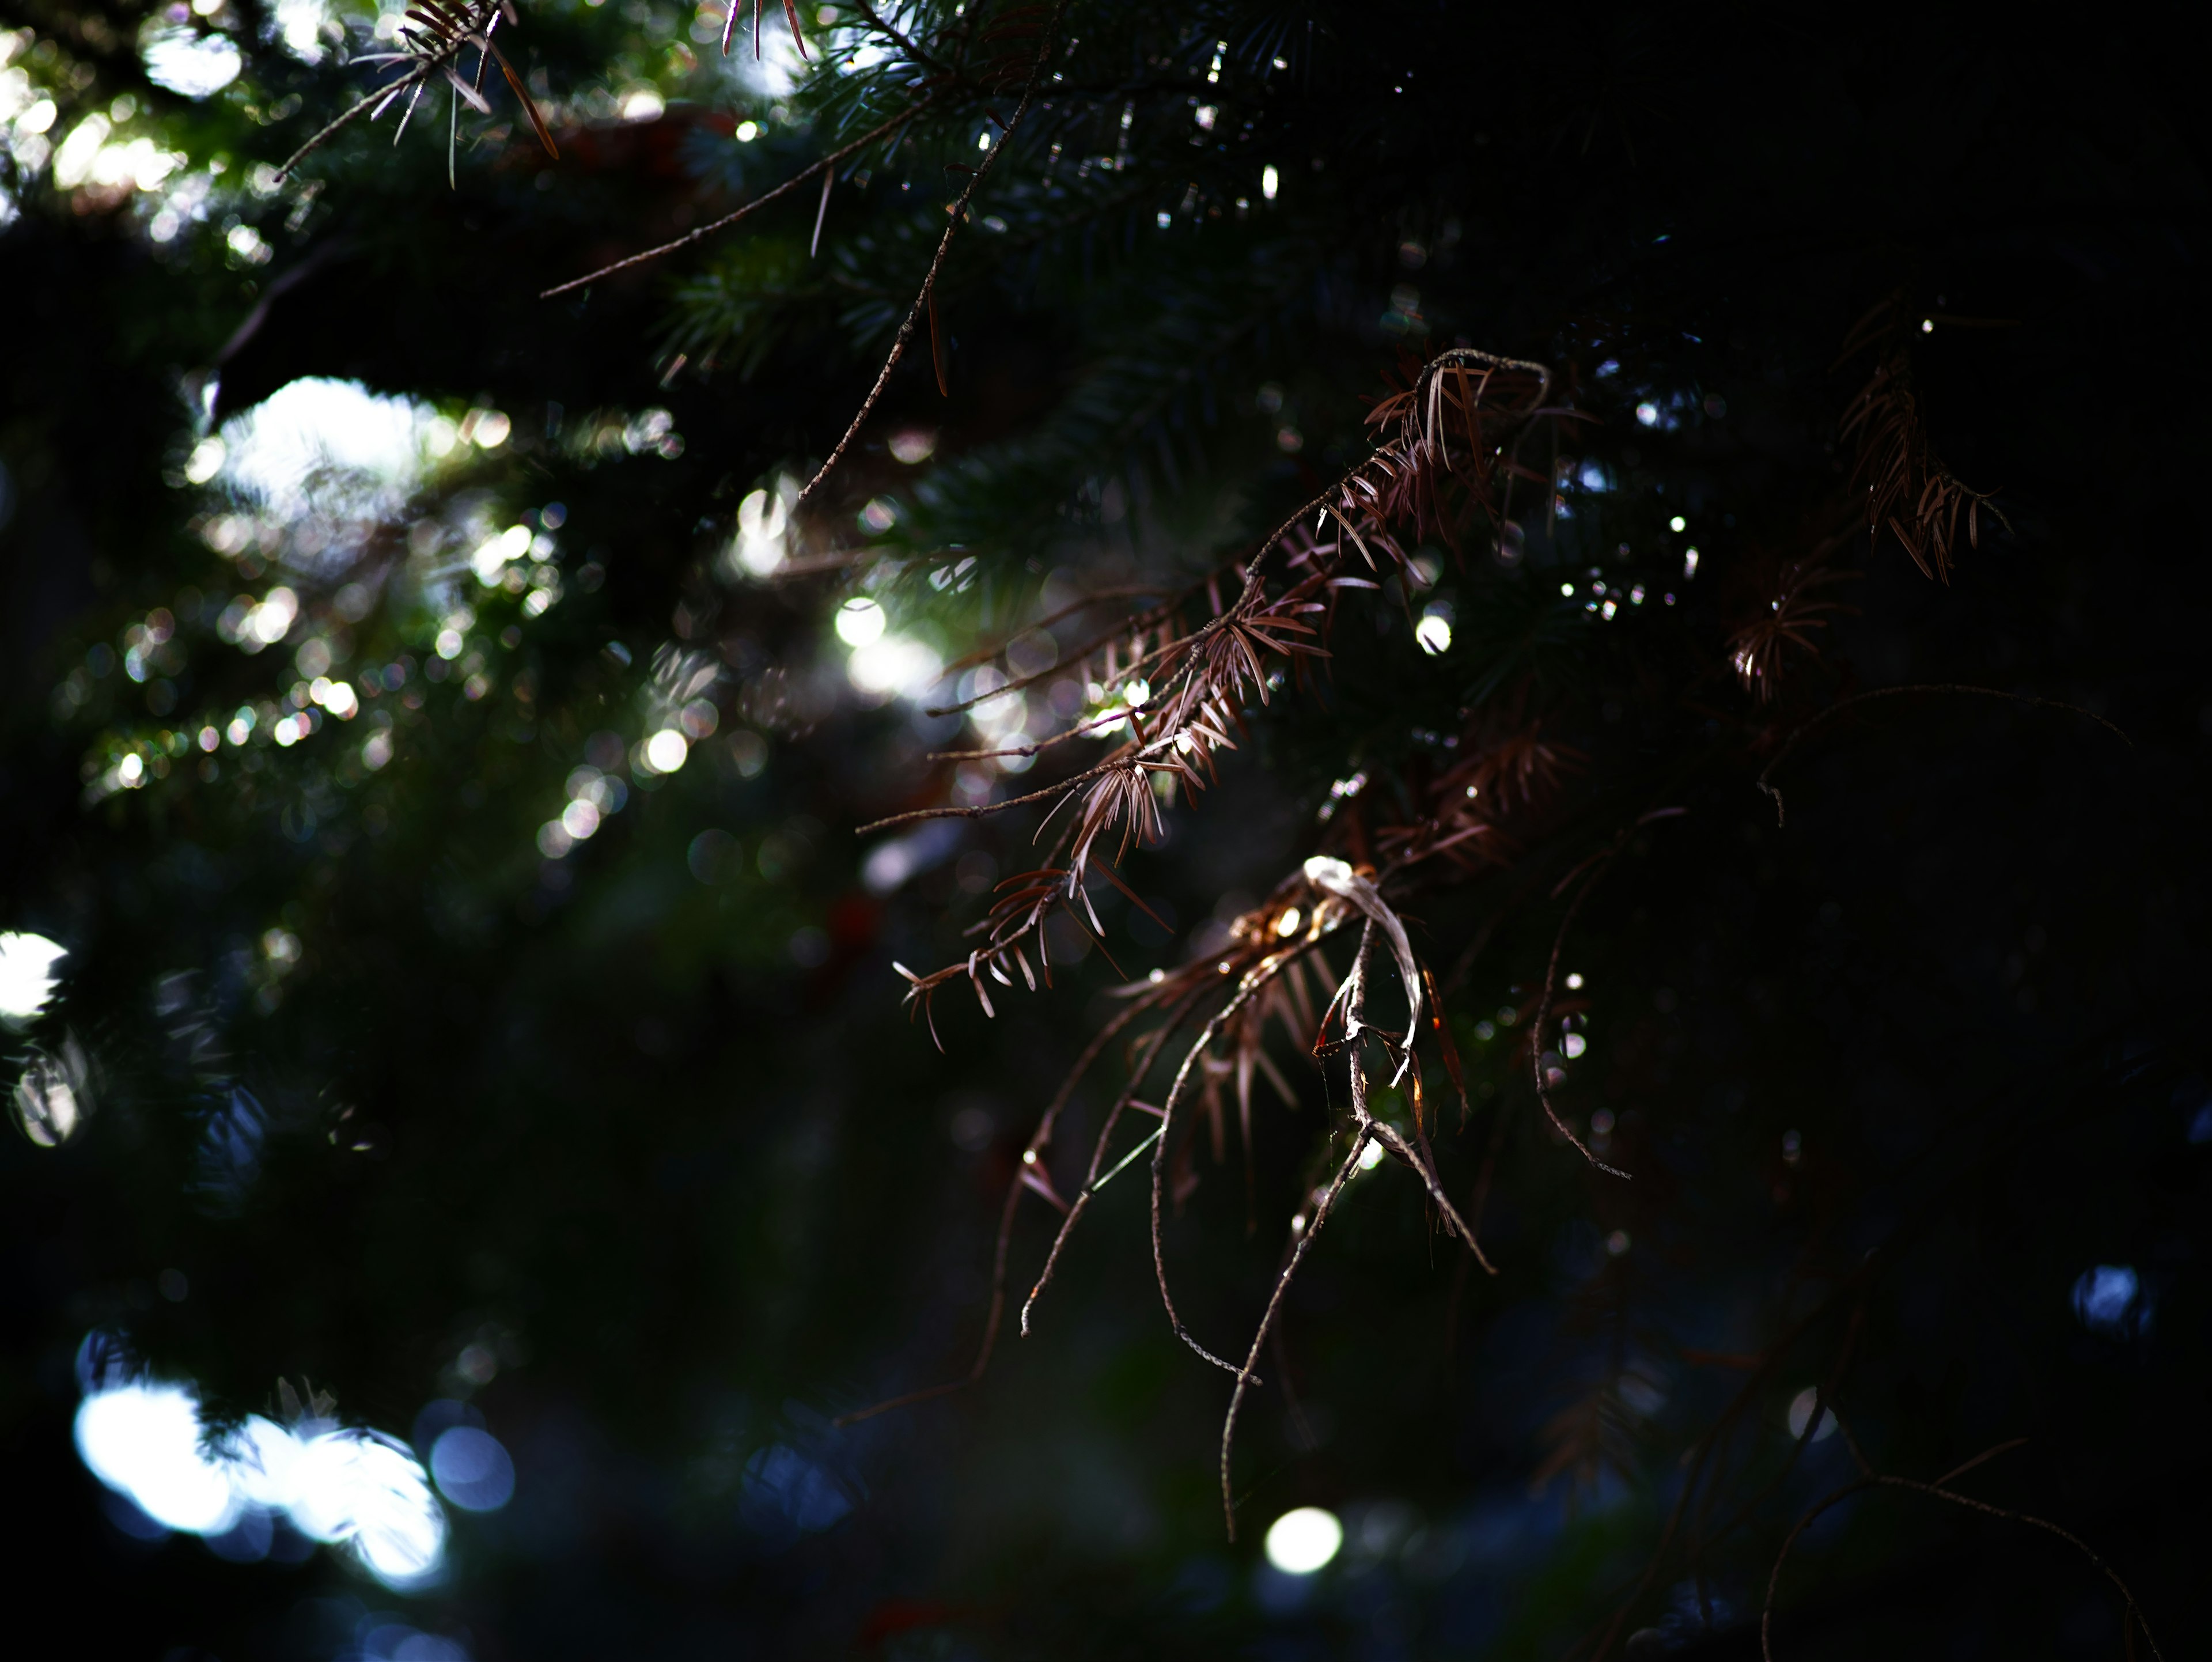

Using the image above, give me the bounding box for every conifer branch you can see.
[795,0,1071,507]
[274,0,512,183]
[539,99,937,298]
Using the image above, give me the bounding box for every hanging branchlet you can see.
[855,850,1501,1458]
[276,0,555,183]
[201,2,2182,1619]
[1373,695,1583,876]
[1525,813,1690,1182]
[1835,293,2009,582]
[1362,347,1564,554]
[1215,916,1494,1539]
[544,0,1053,302]
[794,0,1074,505]
[844,343,1659,1530]
[1726,533,1861,702]
[870,345,1566,1023]
[843,888,1341,1426]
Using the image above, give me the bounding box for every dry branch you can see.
[1756,684,2133,827]
[794,0,1071,506]
[1760,1433,2166,1662]
[540,100,935,298]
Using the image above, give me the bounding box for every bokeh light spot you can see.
[2072,1264,2147,1338]
[430,1426,515,1512]
[643,730,688,774]
[1264,1506,1343,1574]
[835,597,887,646]
[1786,1387,1837,1443]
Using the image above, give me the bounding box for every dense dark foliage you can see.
[4,4,2210,1658]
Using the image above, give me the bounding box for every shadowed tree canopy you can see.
[3,4,2210,1659]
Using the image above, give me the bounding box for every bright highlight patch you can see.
[836,597,888,646]
[730,487,789,577]
[472,524,532,585]
[1264,1505,1343,1574]
[142,29,243,98]
[643,729,689,774]
[74,1373,448,1586]
[0,932,67,1026]
[75,1383,240,1534]
[847,636,943,699]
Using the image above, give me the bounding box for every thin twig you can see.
[1581,1024,2123,1661]
[796,1,1069,506]
[1221,1129,1368,1539]
[1369,1120,1495,1273]
[1676,1305,1870,1622]
[1150,957,1321,1376]
[1760,1444,2166,1662]
[540,99,934,297]
[929,703,1143,763]
[1575,1279,1874,1661]
[1021,933,1340,1337]
[1756,684,2133,827]
[1217,923,1377,1534]
[1529,851,1633,1179]
[1020,978,1217,1334]
[846,0,942,71]
[275,0,505,181]
[1218,911,1494,1536]
[279,70,422,181]
[935,584,1172,680]
[915,466,1360,722]
[854,745,1131,835]
[831,982,1160,1426]
[844,348,1568,1437]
